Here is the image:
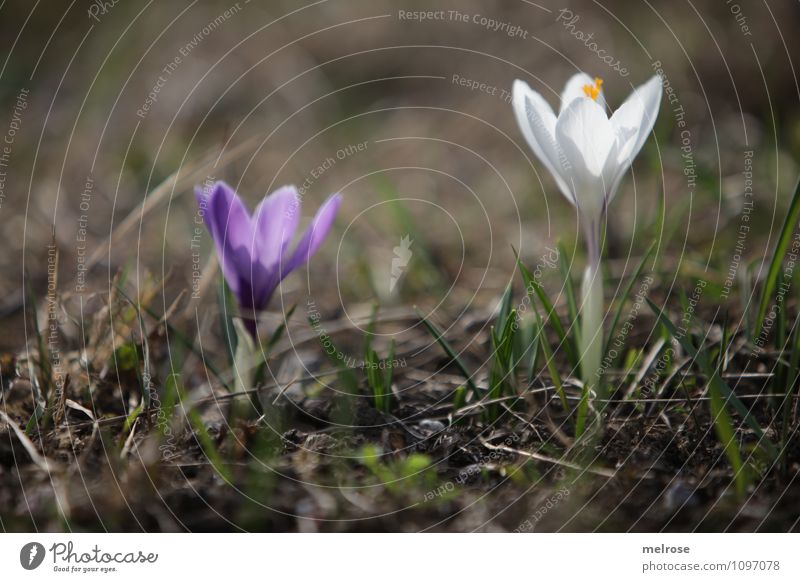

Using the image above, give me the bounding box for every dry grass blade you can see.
[479,437,617,479]
[65,399,96,421]
[85,136,262,269]
[0,410,58,473]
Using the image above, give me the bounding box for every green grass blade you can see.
[558,243,579,334]
[384,339,397,396]
[526,319,540,385]
[515,250,578,368]
[755,177,800,338]
[117,291,153,416]
[524,287,567,408]
[24,276,52,420]
[605,241,654,355]
[497,281,514,333]
[121,404,143,435]
[647,299,778,459]
[452,385,467,411]
[417,308,479,398]
[708,370,748,498]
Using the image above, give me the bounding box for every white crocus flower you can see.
[513,73,662,388]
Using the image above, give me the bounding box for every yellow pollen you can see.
[582,77,604,101]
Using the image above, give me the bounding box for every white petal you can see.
[556,97,616,217]
[512,79,575,204]
[611,75,662,164]
[560,72,606,115]
[556,97,615,176]
[607,75,663,199]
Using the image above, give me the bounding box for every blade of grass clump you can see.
[557,242,579,335]
[505,286,537,379]
[511,316,539,383]
[514,249,578,369]
[755,177,800,339]
[514,319,540,385]
[365,343,394,413]
[708,369,748,498]
[115,285,230,390]
[515,251,568,406]
[497,282,514,334]
[24,276,52,428]
[525,318,540,385]
[522,283,567,409]
[496,281,515,380]
[416,308,479,399]
[605,241,655,357]
[647,298,778,459]
[118,293,154,420]
[488,309,518,421]
[24,358,47,436]
[500,309,517,375]
[363,305,391,413]
[488,326,503,423]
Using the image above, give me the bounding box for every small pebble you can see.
[418,419,446,433]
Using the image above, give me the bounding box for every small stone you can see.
[663,481,699,511]
[418,419,446,433]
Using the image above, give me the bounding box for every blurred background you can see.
[1,0,799,350]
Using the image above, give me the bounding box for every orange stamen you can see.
[582,77,604,101]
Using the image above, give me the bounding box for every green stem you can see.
[233,319,258,394]
[579,219,603,394]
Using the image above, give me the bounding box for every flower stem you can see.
[579,220,603,394]
[232,319,258,394]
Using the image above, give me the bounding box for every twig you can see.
[479,437,617,479]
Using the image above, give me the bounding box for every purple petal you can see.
[237,257,275,310]
[285,193,342,275]
[252,186,301,271]
[196,181,254,298]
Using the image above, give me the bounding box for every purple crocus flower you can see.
[196,181,341,337]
